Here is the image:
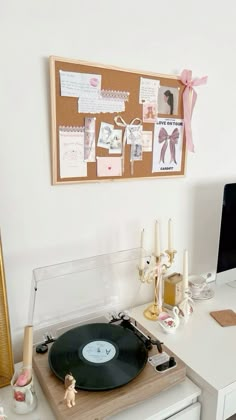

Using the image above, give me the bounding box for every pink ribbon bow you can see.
[159,127,179,164]
[180,69,207,152]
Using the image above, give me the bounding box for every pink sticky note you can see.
[97,157,122,177]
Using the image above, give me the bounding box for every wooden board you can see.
[33,321,186,419]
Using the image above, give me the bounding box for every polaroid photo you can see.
[130,125,143,161]
[126,124,143,145]
[109,129,122,154]
[97,122,114,149]
[158,86,180,116]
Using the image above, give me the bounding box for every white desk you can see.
[130,283,236,420]
[0,369,55,420]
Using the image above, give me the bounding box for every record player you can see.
[30,248,186,419]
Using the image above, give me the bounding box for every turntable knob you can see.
[118,312,130,321]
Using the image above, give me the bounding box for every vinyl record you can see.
[49,322,148,390]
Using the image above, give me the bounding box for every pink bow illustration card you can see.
[152,118,184,173]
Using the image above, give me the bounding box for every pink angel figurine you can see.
[64,374,77,408]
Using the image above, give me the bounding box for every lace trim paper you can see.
[59,126,84,132]
[100,90,130,102]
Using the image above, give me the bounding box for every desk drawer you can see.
[224,389,236,419]
[168,402,200,419]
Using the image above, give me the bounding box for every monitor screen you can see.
[216,183,236,286]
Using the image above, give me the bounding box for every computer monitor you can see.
[216,183,236,287]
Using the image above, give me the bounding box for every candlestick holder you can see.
[138,250,177,320]
[165,249,177,265]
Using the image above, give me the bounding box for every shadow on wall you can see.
[191,180,231,276]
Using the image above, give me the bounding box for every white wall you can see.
[1,0,236,361]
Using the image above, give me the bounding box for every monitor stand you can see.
[227,280,236,288]
[216,269,236,288]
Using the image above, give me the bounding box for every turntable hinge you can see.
[36,333,56,354]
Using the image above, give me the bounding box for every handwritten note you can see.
[78,96,125,114]
[139,77,160,104]
[59,71,101,97]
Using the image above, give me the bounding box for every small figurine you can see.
[158,306,180,334]
[64,374,77,408]
[0,406,7,419]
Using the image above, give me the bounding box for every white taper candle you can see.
[183,249,189,291]
[140,228,145,270]
[168,218,173,252]
[154,220,161,257]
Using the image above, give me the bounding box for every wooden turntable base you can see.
[33,322,186,420]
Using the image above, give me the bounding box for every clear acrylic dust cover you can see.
[29,248,144,345]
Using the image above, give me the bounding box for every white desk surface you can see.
[0,369,55,420]
[130,283,236,392]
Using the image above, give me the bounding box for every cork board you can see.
[50,56,186,185]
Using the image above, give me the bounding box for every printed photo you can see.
[129,125,143,161]
[126,125,143,145]
[97,122,114,149]
[131,143,142,161]
[158,86,180,116]
[142,131,153,152]
[143,102,157,123]
[109,129,122,154]
[84,117,96,161]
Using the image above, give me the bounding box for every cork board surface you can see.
[50,56,186,184]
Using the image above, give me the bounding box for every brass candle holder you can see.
[138,249,176,321]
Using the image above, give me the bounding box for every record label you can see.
[82,340,116,363]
